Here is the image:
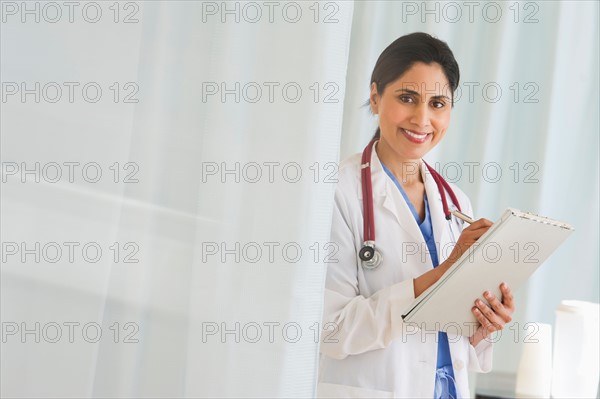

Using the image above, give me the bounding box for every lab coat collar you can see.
[421,161,452,255]
[359,141,426,251]
[357,141,452,261]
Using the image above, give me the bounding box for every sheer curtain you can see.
[1,1,598,398]
[2,2,353,397]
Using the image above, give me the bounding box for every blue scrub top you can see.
[382,163,458,399]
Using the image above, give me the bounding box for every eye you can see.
[431,100,446,109]
[398,95,414,103]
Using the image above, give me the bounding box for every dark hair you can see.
[368,32,460,140]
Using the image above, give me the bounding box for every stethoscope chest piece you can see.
[360,241,383,270]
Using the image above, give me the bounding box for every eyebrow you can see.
[394,88,451,101]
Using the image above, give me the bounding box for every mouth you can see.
[400,128,433,144]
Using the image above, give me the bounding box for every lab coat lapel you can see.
[421,161,451,261]
[369,143,424,246]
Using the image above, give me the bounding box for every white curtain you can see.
[2,1,354,397]
[1,1,598,398]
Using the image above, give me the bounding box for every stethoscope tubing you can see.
[359,139,462,267]
[361,140,376,243]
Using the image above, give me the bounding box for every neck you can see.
[375,140,422,185]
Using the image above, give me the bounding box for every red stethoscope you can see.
[359,139,463,269]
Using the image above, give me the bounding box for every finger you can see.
[500,283,515,311]
[475,299,495,323]
[460,224,492,242]
[484,291,512,323]
[472,306,496,334]
[475,299,504,330]
[456,231,487,249]
[466,218,493,230]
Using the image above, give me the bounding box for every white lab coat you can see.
[318,141,493,398]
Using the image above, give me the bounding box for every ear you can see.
[369,82,379,114]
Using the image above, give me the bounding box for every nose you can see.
[409,103,431,129]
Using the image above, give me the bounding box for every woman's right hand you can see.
[414,218,493,297]
[445,218,493,266]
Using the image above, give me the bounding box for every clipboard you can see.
[401,208,574,336]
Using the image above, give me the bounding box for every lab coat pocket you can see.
[317,382,394,398]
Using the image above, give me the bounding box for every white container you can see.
[551,300,600,398]
[515,323,553,398]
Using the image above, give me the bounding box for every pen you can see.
[451,210,475,224]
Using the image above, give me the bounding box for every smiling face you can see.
[370,62,452,164]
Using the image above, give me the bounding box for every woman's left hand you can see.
[469,283,515,347]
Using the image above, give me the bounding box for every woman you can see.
[318,33,515,398]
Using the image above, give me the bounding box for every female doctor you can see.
[318,33,515,398]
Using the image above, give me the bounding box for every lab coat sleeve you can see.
[468,339,493,373]
[320,185,415,360]
[455,187,494,373]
